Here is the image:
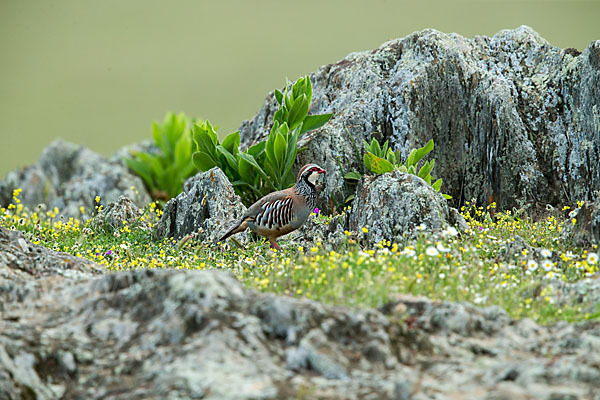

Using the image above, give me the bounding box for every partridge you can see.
[219,163,326,249]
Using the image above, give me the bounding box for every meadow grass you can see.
[3,188,598,324]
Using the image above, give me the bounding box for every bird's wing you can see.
[251,195,296,230]
[244,188,293,219]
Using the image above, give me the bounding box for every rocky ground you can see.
[1,26,600,399]
[1,227,599,400]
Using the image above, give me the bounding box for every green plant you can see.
[344,137,451,199]
[192,76,332,206]
[124,113,198,201]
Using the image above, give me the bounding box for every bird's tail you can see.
[218,220,248,242]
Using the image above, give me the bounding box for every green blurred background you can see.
[1,0,598,178]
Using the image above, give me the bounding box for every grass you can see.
[2,188,599,324]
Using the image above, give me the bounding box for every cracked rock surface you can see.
[153,167,246,242]
[239,26,600,213]
[1,227,599,399]
[0,139,150,219]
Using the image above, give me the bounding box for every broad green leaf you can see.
[158,164,177,196]
[344,194,355,204]
[292,77,304,100]
[262,161,279,190]
[203,120,218,145]
[165,113,179,146]
[288,95,309,130]
[276,122,289,137]
[285,89,294,110]
[371,138,382,157]
[432,178,442,192]
[265,127,277,167]
[407,165,416,175]
[180,161,196,179]
[192,151,217,171]
[136,152,163,179]
[382,140,389,158]
[273,132,287,166]
[364,151,394,174]
[270,120,280,135]
[386,150,397,165]
[443,193,453,199]
[363,153,372,171]
[344,171,363,181]
[406,149,417,168]
[412,139,434,166]
[299,113,332,134]
[192,124,211,153]
[216,145,238,173]
[274,89,283,105]
[239,152,268,180]
[152,122,168,155]
[418,161,433,180]
[222,131,240,155]
[420,159,435,180]
[306,76,312,107]
[232,180,262,198]
[174,133,192,172]
[237,157,254,183]
[247,141,265,159]
[273,109,284,125]
[282,130,299,180]
[124,158,154,190]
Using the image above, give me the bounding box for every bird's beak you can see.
[318,168,327,174]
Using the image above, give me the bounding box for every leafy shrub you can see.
[344,138,451,199]
[192,76,332,206]
[124,112,197,201]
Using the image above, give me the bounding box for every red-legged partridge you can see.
[219,164,326,249]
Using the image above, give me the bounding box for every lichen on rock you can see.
[153,167,246,242]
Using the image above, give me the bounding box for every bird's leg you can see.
[269,239,281,251]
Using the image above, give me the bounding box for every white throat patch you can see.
[307,170,320,185]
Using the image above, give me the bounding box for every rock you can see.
[449,207,469,233]
[1,236,600,399]
[546,276,600,316]
[561,197,600,246]
[0,227,104,307]
[239,26,600,212]
[109,139,160,166]
[498,235,536,262]
[153,167,246,241]
[90,196,150,234]
[0,139,151,219]
[348,170,449,245]
[292,212,349,249]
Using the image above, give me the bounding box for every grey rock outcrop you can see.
[561,197,600,246]
[153,167,246,241]
[239,26,600,212]
[0,226,104,306]
[349,170,449,244]
[1,230,599,399]
[90,196,150,233]
[0,139,151,219]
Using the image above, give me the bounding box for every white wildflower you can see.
[527,260,539,272]
[541,259,553,272]
[425,246,439,257]
[540,248,552,258]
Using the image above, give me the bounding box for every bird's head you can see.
[297,163,327,186]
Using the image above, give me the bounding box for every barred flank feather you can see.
[218,163,326,249]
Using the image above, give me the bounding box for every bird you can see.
[219,163,326,250]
